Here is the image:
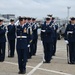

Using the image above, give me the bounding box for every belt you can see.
[17,36,27,38]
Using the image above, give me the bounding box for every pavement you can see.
[0,39,75,75]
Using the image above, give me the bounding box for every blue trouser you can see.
[52,38,57,55]
[32,39,37,55]
[0,42,6,61]
[8,39,15,57]
[69,42,75,63]
[27,47,29,59]
[29,42,33,58]
[43,41,53,62]
[17,48,27,72]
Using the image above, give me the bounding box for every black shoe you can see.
[0,60,4,62]
[18,71,22,74]
[43,61,50,63]
[18,70,26,74]
[46,61,51,63]
[28,56,32,59]
[8,55,10,57]
[68,62,70,64]
[8,56,14,58]
[43,61,47,63]
[22,70,26,74]
[71,61,75,64]
[53,54,55,56]
[69,61,75,64]
[33,54,36,56]
[26,60,28,62]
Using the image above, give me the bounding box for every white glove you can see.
[28,44,30,47]
[41,30,46,32]
[41,41,42,44]
[7,31,8,33]
[6,29,8,33]
[65,40,68,44]
[67,31,73,34]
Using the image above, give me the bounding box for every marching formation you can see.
[0,15,75,74]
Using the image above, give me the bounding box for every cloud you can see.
[0,0,75,19]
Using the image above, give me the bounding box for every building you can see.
[0,14,10,25]
[2,14,15,19]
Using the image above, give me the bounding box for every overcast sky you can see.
[0,0,75,19]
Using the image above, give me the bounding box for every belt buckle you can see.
[20,36,22,38]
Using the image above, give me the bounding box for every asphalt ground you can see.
[0,39,75,75]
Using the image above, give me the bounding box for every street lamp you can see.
[67,6,71,20]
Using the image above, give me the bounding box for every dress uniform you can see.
[7,19,16,57]
[0,19,6,62]
[16,17,30,74]
[41,17,54,63]
[23,17,32,60]
[51,18,58,56]
[32,18,38,55]
[65,17,75,64]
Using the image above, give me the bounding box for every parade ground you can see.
[0,39,75,75]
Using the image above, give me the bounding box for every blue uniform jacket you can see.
[65,24,75,42]
[0,25,6,43]
[41,22,54,43]
[7,25,16,40]
[16,24,31,49]
[32,23,38,40]
[53,25,58,39]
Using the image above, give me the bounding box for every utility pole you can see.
[67,7,71,20]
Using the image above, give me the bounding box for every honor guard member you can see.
[16,17,29,74]
[23,17,31,61]
[7,19,16,57]
[27,17,33,59]
[32,18,38,56]
[0,19,6,62]
[65,17,75,64]
[51,17,58,56]
[41,17,54,63]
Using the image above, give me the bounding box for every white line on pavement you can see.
[4,61,34,68]
[37,54,67,60]
[38,68,72,75]
[4,61,72,75]
[53,56,67,60]
[27,61,43,75]
[4,61,18,65]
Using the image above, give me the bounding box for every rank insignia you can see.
[24,28,27,33]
